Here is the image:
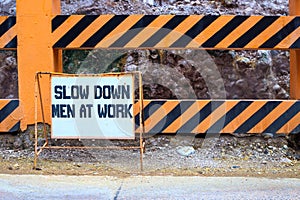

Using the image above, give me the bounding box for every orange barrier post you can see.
[16,0,61,125]
[290,0,300,99]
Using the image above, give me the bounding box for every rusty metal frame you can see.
[33,71,145,171]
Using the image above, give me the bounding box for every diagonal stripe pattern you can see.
[0,16,17,49]
[0,100,23,132]
[52,15,300,49]
[134,100,300,134]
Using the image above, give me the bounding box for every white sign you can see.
[51,74,135,139]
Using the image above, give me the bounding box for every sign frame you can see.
[33,71,145,170]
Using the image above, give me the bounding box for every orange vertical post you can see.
[289,0,300,99]
[53,0,63,72]
[17,0,61,125]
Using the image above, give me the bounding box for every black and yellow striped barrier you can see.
[1,15,299,50]
[52,15,300,49]
[134,100,300,134]
[0,100,25,132]
[1,14,300,133]
[0,16,17,49]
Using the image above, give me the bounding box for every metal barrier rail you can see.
[1,15,299,50]
[134,100,300,134]
[52,15,300,49]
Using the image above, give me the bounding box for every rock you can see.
[222,0,238,7]
[262,132,274,139]
[294,153,300,160]
[245,7,253,14]
[74,163,81,167]
[281,158,292,163]
[13,163,20,170]
[5,56,17,68]
[257,50,272,66]
[13,137,22,149]
[231,133,252,138]
[273,84,281,92]
[151,140,158,146]
[125,64,138,71]
[235,79,248,88]
[142,0,155,6]
[191,0,200,6]
[23,135,33,149]
[0,52,19,99]
[176,146,195,157]
[8,163,20,170]
[234,56,252,70]
[37,138,46,147]
[257,148,263,153]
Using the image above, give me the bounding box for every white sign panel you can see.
[51,74,134,139]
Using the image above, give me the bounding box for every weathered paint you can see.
[134,100,300,134]
[16,0,62,126]
[290,0,300,99]
[0,99,26,132]
[51,15,300,49]
[0,16,17,49]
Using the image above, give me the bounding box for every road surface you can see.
[0,175,299,199]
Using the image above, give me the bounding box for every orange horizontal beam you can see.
[51,15,300,50]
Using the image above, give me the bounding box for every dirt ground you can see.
[0,135,299,178]
[1,152,299,178]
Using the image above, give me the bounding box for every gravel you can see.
[60,0,288,16]
[0,134,299,176]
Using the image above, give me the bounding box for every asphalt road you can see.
[0,175,299,200]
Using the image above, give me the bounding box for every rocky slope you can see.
[0,0,291,100]
[60,0,290,100]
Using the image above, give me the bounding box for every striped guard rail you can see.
[0,16,17,49]
[0,99,25,132]
[52,15,300,49]
[134,100,300,134]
